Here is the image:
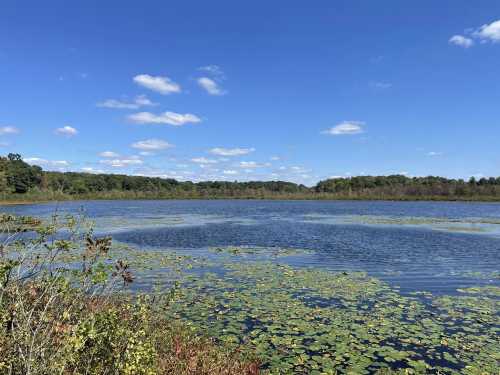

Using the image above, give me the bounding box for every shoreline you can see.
[2,195,500,206]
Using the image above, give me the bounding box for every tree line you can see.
[1,153,499,201]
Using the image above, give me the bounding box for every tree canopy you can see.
[1,154,499,201]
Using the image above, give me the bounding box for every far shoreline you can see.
[2,196,500,207]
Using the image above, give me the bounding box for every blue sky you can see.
[1,0,499,185]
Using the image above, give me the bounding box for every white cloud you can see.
[209,147,255,156]
[290,166,309,173]
[128,111,201,126]
[191,157,218,164]
[223,170,238,175]
[0,126,20,135]
[450,20,500,48]
[55,125,78,137]
[197,77,225,95]
[449,35,474,48]
[99,151,119,158]
[97,95,157,109]
[100,158,143,167]
[133,74,181,94]
[270,156,281,161]
[322,121,365,136]
[24,157,69,167]
[238,161,271,169]
[81,167,105,174]
[131,139,174,151]
[427,151,443,156]
[198,65,225,79]
[473,20,500,43]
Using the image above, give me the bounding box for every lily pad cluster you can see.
[163,261,499,374]
[46,240,500,374]
[209,246,313,258]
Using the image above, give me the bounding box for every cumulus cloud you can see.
[449,35,474,48]
[55,126,78,137]
[223,170,238,175]
[450,20,500,48]
[100,158,143,167]
[191,157,218,164]
[0,126,20,135]
[133,74,181,94]
[24,158,69,167]
[209,147,255,156]
[131,139,173,151]
[128,111,201,126]
[473,19,500,43]
[322,121,365,135]
[197,77,226,95]
[97,95,157,109]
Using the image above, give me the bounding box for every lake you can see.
[2,200,499,373]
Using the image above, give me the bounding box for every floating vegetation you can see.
[301,214,500,236]
[90,214,259,233]
[50,240,497,373]
[158,260,500,374]
[457,285,500,296]
[455,271,500,280]
[0,214,42,232]
[209,246,313,258]
[439,226,487,233]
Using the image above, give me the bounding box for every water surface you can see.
[3,199,498,294]
[3,200,499,373]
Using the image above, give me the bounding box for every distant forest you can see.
[1,153,500,202]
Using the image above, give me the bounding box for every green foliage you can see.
[0,153,42,194]
[4,153,500,201]
[315,174,500,199]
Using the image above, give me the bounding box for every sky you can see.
[1,0,499,186]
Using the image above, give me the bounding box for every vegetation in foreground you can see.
[0,214,259,375]
[2,153,500,203]
[0,213,499,374]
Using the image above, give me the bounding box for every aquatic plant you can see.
[164,260,499,374]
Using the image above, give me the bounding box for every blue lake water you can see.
[2,199,499,294]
